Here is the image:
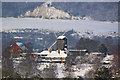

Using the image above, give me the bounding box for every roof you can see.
[91,52,102,55]
[103,55,114,61]
[16,42,26,51]
[32,51,50,55]
[32,50,67,58]
[46,50,67,58]
[57,36,66,40]
[69,49,87,52]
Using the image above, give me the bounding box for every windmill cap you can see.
[57,36,66,39]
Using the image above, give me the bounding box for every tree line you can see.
[76,36,117,55]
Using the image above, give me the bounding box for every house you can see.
[89,52,103,56]
[9,40,27,54]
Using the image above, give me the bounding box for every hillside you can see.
[23,2,71,19]
[2,28,119,52]
[2,2,118,21]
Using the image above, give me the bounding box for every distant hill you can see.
[23,1,71,19]
[2,2,118,21]
[2,28,119,52]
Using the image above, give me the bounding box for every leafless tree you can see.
[16,42,38,78]
[41,64,57,78]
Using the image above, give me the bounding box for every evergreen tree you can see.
[104,36,113,54]
[94,66,112,80]
[98,44,108,56]
[76,38,99,52]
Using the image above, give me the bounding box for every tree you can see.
[64,52,75,78]
[98,44,108,56]
[104,36,113,54]
[2,43,22,79]
[16,42,37,78]
[2,45,14,78]
[31,74,43,80]
[76,38,99,52]
[41,64,57,78]
[110,45,120,78]
[94,66,112,80]
[85,54,103,78]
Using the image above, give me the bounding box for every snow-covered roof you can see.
[101,55,114,64]
[103,55,114,61]
[34,50,67,58]
[91,52,102,55]
[32,50,67,58]
[57,36,66,39]
[46,51,67,58]
[69,49,87,52]
[32,51,50,55]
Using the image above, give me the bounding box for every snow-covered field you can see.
[2,18,118,33]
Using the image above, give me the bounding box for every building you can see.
[32,50,67,63]
[89,52,103,57]
[9,41,27,54]
[57,36,67,50]
[32,35,68,63]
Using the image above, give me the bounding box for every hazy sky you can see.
[1,0,120,2]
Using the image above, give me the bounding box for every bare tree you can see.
[2,44,21,78]
[109,45,120,78]
[85,55,103,78]
[16,42,38,78]
[41,64,57,78]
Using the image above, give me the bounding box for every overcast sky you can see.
[1,0,120,2]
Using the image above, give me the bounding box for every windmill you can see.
[32,31,68,63]
[32,31,87,63]
[48,31,68,53]
[48,31,87,53]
